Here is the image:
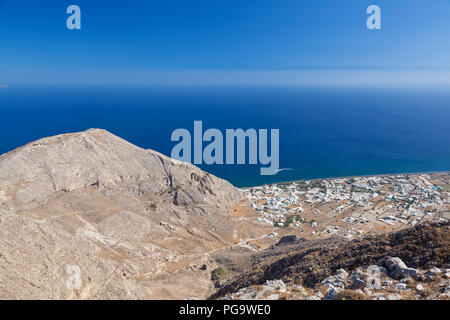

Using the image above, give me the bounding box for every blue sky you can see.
[1,0,450,86]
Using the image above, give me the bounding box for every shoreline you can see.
[239,169,450,189]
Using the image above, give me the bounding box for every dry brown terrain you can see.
[0,129,270,299]
[210,221,449,300]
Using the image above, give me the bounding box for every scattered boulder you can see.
[383,280,393,286]
[321,275,346,290]
[263,279,286,293]
[414,274,426,281]
[324,287,341,300]
[444,270,450,279]
[427,267,442,277]
[440,286,450,294]
[348,274,366,289]
[393,283,408,291]
[377,256,418,280]
[335,268,349,279]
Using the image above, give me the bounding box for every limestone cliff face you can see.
[0,129,266,300]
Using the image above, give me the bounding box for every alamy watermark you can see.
[66,264,82,290]
[366,265,382,289]
[171,121,280,175]
[66,5,81,30]
[367,5,381,30]
[65,4,381,31]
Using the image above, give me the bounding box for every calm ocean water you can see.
[1,85,449,187]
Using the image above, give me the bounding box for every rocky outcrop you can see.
[217,257,450,300]
[377,256,418,280]
[210,221,450,299]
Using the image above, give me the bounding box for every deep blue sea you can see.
[1,85,449,187]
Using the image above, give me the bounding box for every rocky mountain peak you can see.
[0,130,268,299]
[0,129,241,211]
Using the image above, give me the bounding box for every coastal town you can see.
[241,172,450,240]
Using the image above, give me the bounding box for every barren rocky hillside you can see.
[210,222,450,300]
[0,129,270,299]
